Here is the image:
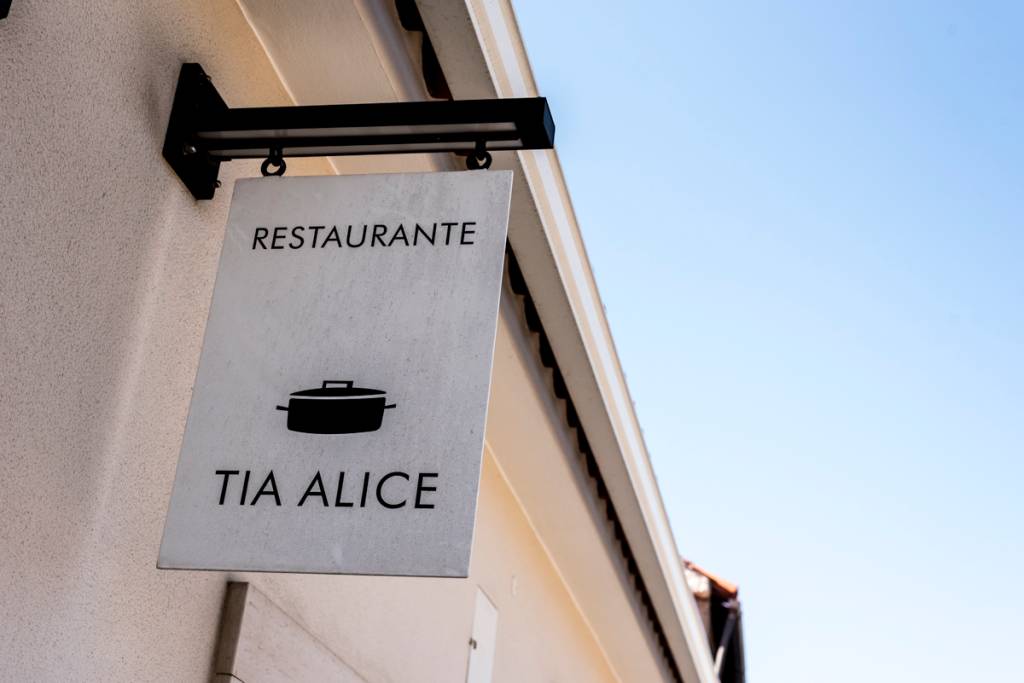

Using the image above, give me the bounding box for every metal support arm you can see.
[162,63,555,199]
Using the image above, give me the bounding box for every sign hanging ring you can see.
[466,141,492,170]
[261,147,287,177]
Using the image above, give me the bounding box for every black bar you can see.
[162,63,556,199]
[197,98,553,149]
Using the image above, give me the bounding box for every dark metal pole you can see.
[714,601,739,677]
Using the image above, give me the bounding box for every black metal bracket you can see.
[1,0,12,20]
[162,63,555,200]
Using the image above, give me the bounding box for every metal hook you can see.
[261,147,287,176]
[466,141,492,170]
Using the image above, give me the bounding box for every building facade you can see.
[0,1,718,681]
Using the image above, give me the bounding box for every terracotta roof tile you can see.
[682,559,739,598]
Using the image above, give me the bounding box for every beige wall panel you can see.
[211,583,366,682]
[472,454,619,683]
[484,297,675,682]
[230,570,474,683]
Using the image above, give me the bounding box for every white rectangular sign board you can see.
[159,171,512,577]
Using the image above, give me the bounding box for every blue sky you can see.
[512,1,1023,680]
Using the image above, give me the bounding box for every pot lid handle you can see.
[322,380,354,389]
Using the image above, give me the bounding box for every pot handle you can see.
[276,405,288,411]
[384,403,397,409]
[323,380,354,389]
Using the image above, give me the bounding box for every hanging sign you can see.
[159,171,512,577]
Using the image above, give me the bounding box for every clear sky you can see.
[512,1,1023,681]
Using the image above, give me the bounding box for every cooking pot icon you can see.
[276,380,396,434]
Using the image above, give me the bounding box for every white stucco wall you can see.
[0,2,655,681]
[0,1,317,679]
